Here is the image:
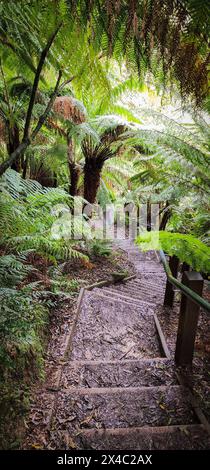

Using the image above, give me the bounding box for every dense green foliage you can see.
[0,170,89,448]
[0,170,87,259]
[0,0,209,449]
[136,231,210,274]
[2,0,206,102]
[128,111,210,242]
[0,287,48,373]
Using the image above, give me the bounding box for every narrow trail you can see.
[24,238,210,450]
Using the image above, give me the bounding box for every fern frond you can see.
[136,231,210,274]
[0,254,33,288]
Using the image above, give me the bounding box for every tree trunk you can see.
[22,154,29,179]
[147,201,151,231]
[69,163,80,196]
[0,59,62,177]
[67,137,81,196]
[84,158,103,204]
[7,124,21,172]
[159,201,171,230]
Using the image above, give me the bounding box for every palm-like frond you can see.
[0,169,88,260]
[67,0,209,104]
[128,108,210,237]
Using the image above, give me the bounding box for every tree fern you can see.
[0,170,87,261]
[136,231,210,274]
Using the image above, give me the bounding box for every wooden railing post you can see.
[164,255,179,307]
[175,271,204,366]
[181,261,190,273]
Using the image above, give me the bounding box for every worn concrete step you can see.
[92,288,156,307]
[128,250,144,256]
[127,278,164,288]
[70,294,161,361]
[77,424,209,450]
[128,254,154,261]
[61,358,176,388]
[114,243,133,250]
[54,385,195,432]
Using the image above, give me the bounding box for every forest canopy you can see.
[0,0,209,451]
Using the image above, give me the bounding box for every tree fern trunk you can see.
[69,163,80,196]
[7,124,21,172]
[84,158,103,204]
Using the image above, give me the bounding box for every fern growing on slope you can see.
[0,169,88,261]
[0,288,48,372]
[0,168,92,448]
[136,231,210,275]
[0,254,33,287]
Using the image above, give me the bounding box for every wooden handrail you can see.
[159,250,210,314]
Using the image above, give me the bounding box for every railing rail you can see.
[159,250,210,314]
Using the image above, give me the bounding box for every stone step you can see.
[126,249,157,258]
[53,385,196,433]
[61,358,176,388]
[124,252,141,258]
[129,253,153,260]
[77,424,209,450]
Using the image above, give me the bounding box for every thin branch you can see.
[47,118,67,138]
[31,70,63,139]
[0,60,12,116]
[0,71,62,177]
[23,23,62,141]
[59,75,76,91]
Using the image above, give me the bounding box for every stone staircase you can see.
[52,239,210,450]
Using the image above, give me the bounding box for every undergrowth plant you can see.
[0,290,48,374]
[88,239,112,258]
[0,169,87,261]
[0,169,92,448]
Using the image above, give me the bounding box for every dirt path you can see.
[22,238,210,450]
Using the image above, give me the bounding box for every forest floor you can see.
[20,247,135,449]
[1,240,210,449]
[20,241,210,450]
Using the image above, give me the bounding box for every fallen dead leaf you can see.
[31,443,43,449]
[80,412,96,426]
